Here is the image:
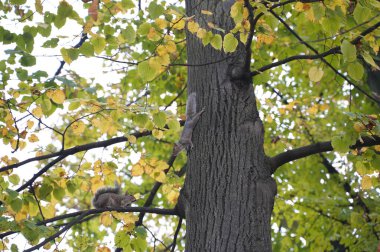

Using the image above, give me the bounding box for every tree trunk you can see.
[183,1,277,251]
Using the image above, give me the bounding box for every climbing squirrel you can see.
[92,182,136,209]
[173,92,205,156]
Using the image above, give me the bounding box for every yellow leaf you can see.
[295,2,304,12]
[150,170,166,183]
[165,41,176,53]
[144,165,153,175]
[266,115,273,123]
[131,164,144,176]
[201,10,213,15]
[307,105,318,115]
[72,121,85,135]
[196,28,207,39]
[100,212,113,226]
[353,122,366,132]
[167,190,180,204]
[113,212,138,224]
[51,89,65,104]
[27,120,34,129]
[172,18,185,30]
[32,106,43,118]
[156,45,167,56]
[127,135,136,144]
[308,66,324,82]
[152,129,163,139]
[361,175,372,190]
[15,209,28,222]
[162,184,172,194]
[28,134,39,143]
[187,21,199,34]
[147,27,160,41]
[374,145,380,152]
[155,18,167,29]
[156,160,169,171]
[41,203,56,219]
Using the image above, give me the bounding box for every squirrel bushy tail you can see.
[92,182,121,206]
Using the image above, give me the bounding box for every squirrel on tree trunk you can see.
[173,92,205,156]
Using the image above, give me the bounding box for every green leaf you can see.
[39,183,53,200]
[123,26,136,43]
[10,198,22,212]
[20,55,36,67]
[16,68,28,81]
[133,114,149,128]
[122,0,135,9]
[353,4,369,24]
[22,32,34,53]
[10,0,26,4]
[42,38,59,48]
[148,2,164,19]
[153,111,166,128]
[60,48,79,64]
[223,33,238,53]
[210,34,222,50]
[10,244,18,252]
[137,61,157,81]
[53,187,65,201]
[8,174,20,185]
[308,67,324,82]
[57,1,72,18]
[138,23,151,36]
[341,40,356,62]
[90,36,106,55]
[35,0,43,14]
[362,51,380,70]
[115,230,131,249]
[347,61,364,81]
[79,42,94,57]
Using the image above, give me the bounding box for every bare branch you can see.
[170,217,183,252]
[270,135,380,172]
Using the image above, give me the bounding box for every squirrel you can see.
[92,182,136,209]
[173,92,205,156]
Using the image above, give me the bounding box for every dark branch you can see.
[270,135,380,172]
[0,131,151,173]
[267,10,380,103]
[170,217,183,252]
[0,207,178,240]
[136,153,177,226]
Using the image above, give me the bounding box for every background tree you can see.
[0,0,380,251]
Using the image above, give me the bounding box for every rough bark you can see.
[183,1,277,251]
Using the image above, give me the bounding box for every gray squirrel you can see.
[92,182,136,209]
[173,92,205,156]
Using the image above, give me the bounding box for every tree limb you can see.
[270,135,380,172]
[0,131,151,173]
[0,207,178,240]
[267,10,380,103]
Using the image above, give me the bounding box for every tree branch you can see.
[267,10,380,103]
[136,153,177,226]
[270,135,380,172]
[0,207,178,240]
[252,19,380,78]
[0,131,151,173]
